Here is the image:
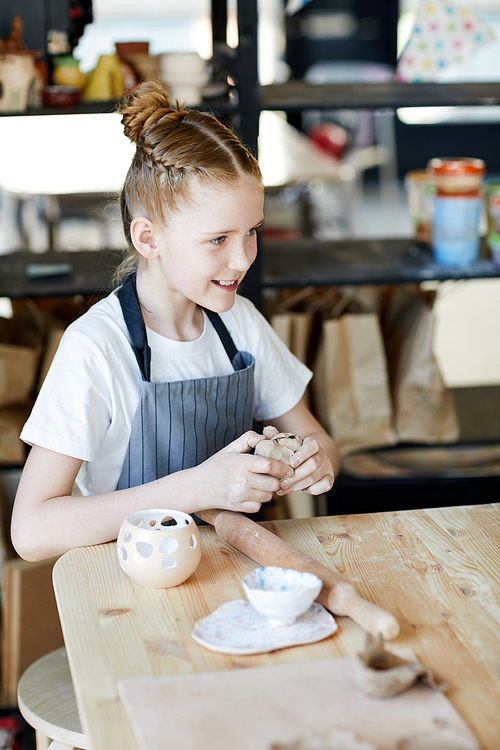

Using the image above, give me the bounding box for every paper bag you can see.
[0,404,31,465]
[271,311,313,367]
[0,303,44,408]
[270,288,321,518]
[1,555,64,706]
[270,286,318,366]
[37,323,65,390]
[312,313,397,455]
[270,287,324,417]
[382,286,460,444]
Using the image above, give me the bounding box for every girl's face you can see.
[154,177,264,313]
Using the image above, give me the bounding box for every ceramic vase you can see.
[117,509,201,588]
[159,52,208,105]
[0,54,38,112]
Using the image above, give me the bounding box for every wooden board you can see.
[118,656,479,750]
[1,555,64,706]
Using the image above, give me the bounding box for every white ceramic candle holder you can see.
[117,509,201,588]
[242,566,323,627]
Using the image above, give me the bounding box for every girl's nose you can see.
[227,241,254,271]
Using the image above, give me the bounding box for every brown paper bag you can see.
[37,323,65,390]
[312,312,397,456]
[1,555,64,706]
[0,404,31,464]
[270,286,323,416]
[271,311,313,367]
[270,286,317,367]
[0,302,44,408]
[270,288,320,518]
[382,286,460,444]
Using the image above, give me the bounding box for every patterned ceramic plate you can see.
[191,599,337,655]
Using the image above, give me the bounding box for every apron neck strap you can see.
[117,273,151,381]
[117,274,240,381]
[203,307,238,365]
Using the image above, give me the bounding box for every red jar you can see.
[427,157,485,196]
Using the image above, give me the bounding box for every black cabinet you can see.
[285,0,398,78]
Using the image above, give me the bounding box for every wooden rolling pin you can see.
[196,509,399,640]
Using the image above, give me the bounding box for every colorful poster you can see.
[396,0,495,82]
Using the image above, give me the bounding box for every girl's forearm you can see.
[12,461,205,562]
[12,433,288,562]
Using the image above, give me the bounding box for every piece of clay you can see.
[274,433,303,452]
[351,634,448,698]
[263,425,280,439]
[254,431,303,465]
[394,727,480,750]
[271,727,376,750]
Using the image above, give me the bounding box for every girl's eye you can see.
[247,224,263,237]
[211,236,226,245]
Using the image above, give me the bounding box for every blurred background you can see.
[1,0,499,388]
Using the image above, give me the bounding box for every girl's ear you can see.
[130,217,159,259]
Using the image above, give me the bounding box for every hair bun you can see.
[119,80,187,146]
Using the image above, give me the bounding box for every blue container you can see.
[432,194,482,266]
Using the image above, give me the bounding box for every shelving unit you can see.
[262,237,500,288]
[8,81,500,117]
[3,35,500,305]
[5,84,500,301]
[2,1,500,508]
[248,79,500,304]
[0,250,118,299]
[0,96,239,118]
[1,238,499,301]
[261,80,500,111]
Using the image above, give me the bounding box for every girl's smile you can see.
[212,280,239,291]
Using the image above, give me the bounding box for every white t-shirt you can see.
[21,290,311,495]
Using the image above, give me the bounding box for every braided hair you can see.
[116,80,262,281]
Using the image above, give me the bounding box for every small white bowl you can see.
[242,567,323,627]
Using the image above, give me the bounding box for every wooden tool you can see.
[196,509,400,640]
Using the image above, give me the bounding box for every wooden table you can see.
[52,504,500,750]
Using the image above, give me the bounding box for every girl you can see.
[11,81,339,562]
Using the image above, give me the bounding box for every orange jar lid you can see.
[427,157,485,176]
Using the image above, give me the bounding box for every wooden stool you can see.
[17,647,89,750]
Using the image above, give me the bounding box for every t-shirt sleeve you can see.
[21,327,113,462]
[224,298,312,422]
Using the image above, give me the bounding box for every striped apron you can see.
[116,273,256,491]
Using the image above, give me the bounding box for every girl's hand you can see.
[196,431,294,514]
[276,437,334,496]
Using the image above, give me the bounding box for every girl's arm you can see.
[11,434,294,562]
[264,398,340,497]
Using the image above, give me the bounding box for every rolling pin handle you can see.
[329,591,400,640]
[196,509,220,525]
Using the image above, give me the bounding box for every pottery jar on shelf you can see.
[427,157,486,267]
[0,54,38,112]
[51,55,85,89]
